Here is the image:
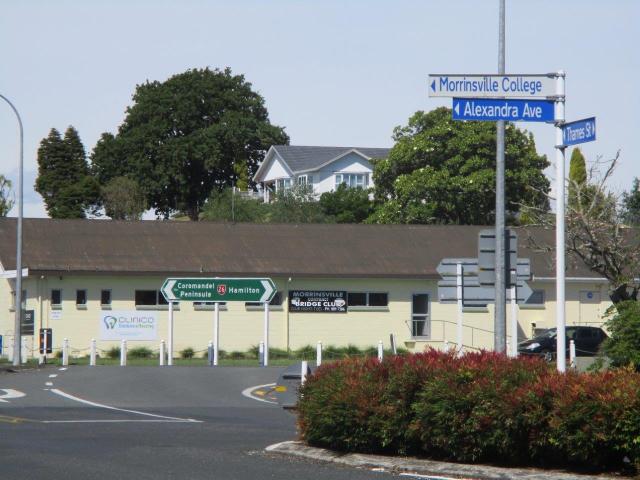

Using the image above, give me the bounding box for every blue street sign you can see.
[562,117,596,146]
[452,98,555,122]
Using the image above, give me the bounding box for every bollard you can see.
[258,341,265,366]
[316,341,322,366]
[62,338,69,366]
[159,340,166,366]
[120,339,127,367]
[90,339,96,366]
[207,341,214,367]
[301,360,308,386]
[569,339,576,369]
[377,340,384,361]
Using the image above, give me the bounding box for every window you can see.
[347,292,388,308]
[194,301,227,311]
[411,293,430,338]
[101,289,111,306]
[51,289,62,307]
[135,290,170,307]
[297,175,313,186]
[335,173,368,189]
[246,292,283,308]
[276,178,291,192]
[76,289,87,306]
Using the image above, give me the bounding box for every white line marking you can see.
[49,374,57,378]
[41,419,196,424]
[49,389,202,423]
[0,389,26,403]
[241,382,278,405]
[399,474,458,480]
[58,368,67,371]
[45,382,53,386]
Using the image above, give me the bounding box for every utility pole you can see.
[494,0,507,353]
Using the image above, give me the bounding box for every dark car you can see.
[518,326,608,359]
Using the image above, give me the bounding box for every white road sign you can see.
[428,74,557,98]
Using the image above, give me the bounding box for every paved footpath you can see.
[0,365,398,480]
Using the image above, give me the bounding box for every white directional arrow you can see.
[0,389,26,403]
[454,101,460,116]
[161,279,177,301]
[259,280,275,303]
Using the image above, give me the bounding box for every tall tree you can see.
[368,107,550,225]
[102,176,146,220]
[91,67,289,220]
[0,174,14,216]
[568,147,587,209]
[35,127,100,218]
[623,178,640,226]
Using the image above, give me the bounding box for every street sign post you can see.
[562,117,596,146]
[428,74,556,98]
[161,278,276,303]
[161,277,277,367]
[452,98,555,122]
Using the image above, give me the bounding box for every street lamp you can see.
[0,94,24,367]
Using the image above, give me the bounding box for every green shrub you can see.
[298,349,640,473]
[269,347,289,359]
[603,301,640,368]
[228,351,246,360]
[106,346,121,359]
[295,345,316,359]
[55,349,64,359]
[180,347,195,359]
[129,346,153,359]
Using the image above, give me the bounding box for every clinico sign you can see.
[99,310,158,341]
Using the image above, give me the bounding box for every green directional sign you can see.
[160,277,276,303]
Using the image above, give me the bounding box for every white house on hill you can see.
[253,145,391,201]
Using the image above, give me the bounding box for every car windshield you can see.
[536,327,581,340]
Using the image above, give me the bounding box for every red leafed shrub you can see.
[297,349,640,473]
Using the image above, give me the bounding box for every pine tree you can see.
[35,126,100,218]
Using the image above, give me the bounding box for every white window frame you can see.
[335,172,369,189]
[275,178,292,192]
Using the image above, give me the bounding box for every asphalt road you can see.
[0,365,398,480]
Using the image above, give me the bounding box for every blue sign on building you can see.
[452,98,555,122]
[562,117,596,146]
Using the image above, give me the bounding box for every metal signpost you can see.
[161,277,276,366]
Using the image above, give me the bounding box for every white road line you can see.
[58,368,67,371]
[50,389,202,423]
[45,382,53,386]
[49,374,57,378]
[41,419,197,424]
[241,382,278,405]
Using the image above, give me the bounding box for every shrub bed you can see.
[297,349,640,473]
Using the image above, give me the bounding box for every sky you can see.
[0,0,638,218]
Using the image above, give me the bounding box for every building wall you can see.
[0,274,612,359]
[261,154,291,182]
[313,153,373,194]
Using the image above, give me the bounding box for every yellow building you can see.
[0,218,611,358]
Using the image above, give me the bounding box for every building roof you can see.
[0,218,600,279]
[271,145,391,173]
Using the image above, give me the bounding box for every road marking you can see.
[0,414,31,424]
[45,382,53,386]
[58,368,67,371]
[241,383,277,405]
[41,419,201,424]
[0,389,26,403]
[49,374,57,378]
[50,389,202,423]
[399,474,459,480]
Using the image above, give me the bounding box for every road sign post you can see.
[555,72,567,373]
[161,277,276,368]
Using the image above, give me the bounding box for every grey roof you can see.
[272,145,391,173]
[0,218,602,279]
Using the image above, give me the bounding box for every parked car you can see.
[518,326,608,359]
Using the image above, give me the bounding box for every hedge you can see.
[297,349,640,473]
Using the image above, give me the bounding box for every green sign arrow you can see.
[160,277,276,303]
